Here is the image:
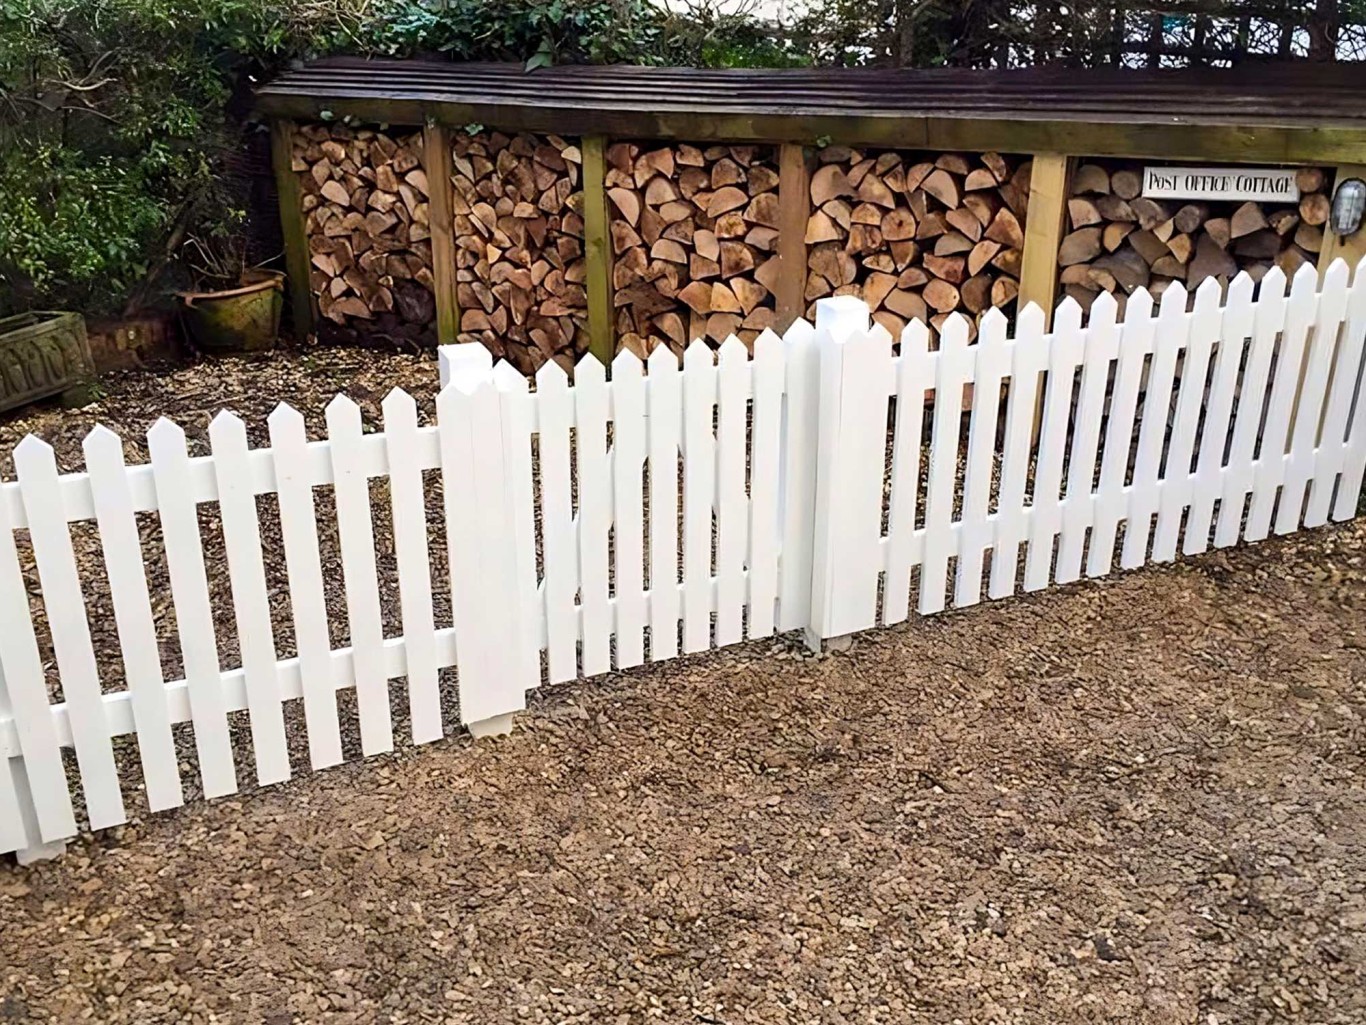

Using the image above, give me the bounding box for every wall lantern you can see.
[1330,178,1366,237]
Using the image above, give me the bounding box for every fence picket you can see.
[746,329,784,638]
[493,364,542,691]
[611,351,648,669]
[883,322,931,623]
[0,471,75,842]
[1325,262,1366,523]
[682,341,717,653]
[1215,269,1288,547]
[1087,289,1155,577]
[1024,300,1084,591]
[646,346,682,660]
[1153,278,1223,561]
[575,356,613,675]
[0,734,25,854]
[1277,260,1350,534]
[14,437,126,829]
[1122,284,1190,569]
[147,419,237,798]
[268,404,344,769]
[1246,265,1319,541]
[209,412,291,785]
[437,382,486,720]
[776,319,819,634]
[715,337,750,645]
[989,304,1048,598]
[536,362,579,682]
[955,310,1008,606]
[83,426,182,811]
[919,316,972,614]
[1056,293,1120,583]
[1185,273,1256,555]
[326,397,393,755]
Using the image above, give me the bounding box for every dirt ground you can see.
[2,351,1366,1024]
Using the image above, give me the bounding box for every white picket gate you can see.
[2,258,1364,863]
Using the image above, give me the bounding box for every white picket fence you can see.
[2,258,1363,862]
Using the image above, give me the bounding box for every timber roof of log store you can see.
[257,59,1366,164]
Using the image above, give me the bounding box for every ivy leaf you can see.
[525,38,554,72]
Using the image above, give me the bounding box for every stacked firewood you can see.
[1059,163,1330,312]
[293,124,436,345]
[807,147,1029,342]
[452,131,587,374]
[607,142,780,355]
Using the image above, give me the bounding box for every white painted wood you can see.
[438,343,492,388]
[208,412,291,786]
[0,747,27,855]
[326,396,393,755]
[1024,299,1084,591]
[1087,289,1155,577]
[646,346,682,660]
[610,350,647,669]
[1055,292,1120,583]
[268,404,344,769]
[715,337,750,645]
[1152,278,1223,561]
[380,389,443,745]
[1122,284,1190,569]
[1325,260,1366,523]
[536,361,579,682]
[919,315,972,614]
[1276,260,1350,534]
[882,322,932,624]
[147,418,237,798]
[682,341,717,653]
[1246,265,1320,541]
[437,382,487,720]
[955,309,1009,605]
[83,426,182,812]
[14,436,126,829]
[575,356,613,674]
[0,498,75,842]
[746,329,785,638]
[989,303,1048,598]
[776,318,819,635]
[1185,273,1256,555]
[1215,268,1288,547]
[493,363,542,691]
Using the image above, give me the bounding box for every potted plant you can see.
[0,311,95,414]
[176,235,285,354]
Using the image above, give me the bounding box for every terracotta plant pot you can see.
[178,269,285,353]
[0,311,94,414]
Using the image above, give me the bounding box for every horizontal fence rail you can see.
[3,257,1364,862]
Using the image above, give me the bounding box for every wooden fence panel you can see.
[611,350,648,669]
[647,347,682,661]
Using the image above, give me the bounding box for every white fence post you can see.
[0,662,68,865]
[438,356,538,738]
[807,296,894,646]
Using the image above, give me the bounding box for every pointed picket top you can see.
[1257,264,1288,302]
[1016,299,1046,336]
[900,315,931,356]
[12,432,57,469]
[1088,289,1119,332]
[266,401,306,435]
[1194,273,1224,310]
[717,334,747,364]
[1353,253,1366,284]
[1053,295,1084,334]
[147,415,186,445]
[208,408,248,445]
[646,342,679,374]
[535,355,569,393]
[865,320,893,348]
[381,386,417,423]
[938,311,973,350]
[752,327,783,356]
[325,392,364,429]
[781,314,815,348]
[80,424,125,463]
[1225,268,1255,308]
[612,345,643,376]
[1122,285,1155,325]
[682,336,714,368]
[1321,252,1351,293]
[492,360,527,392]
[575,349,607,384]
[1292,258,1321,291]
[979,306,1009,337]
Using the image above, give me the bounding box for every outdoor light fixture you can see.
[1330,177,1366,237]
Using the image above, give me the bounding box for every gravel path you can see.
[2,352,1365,1024]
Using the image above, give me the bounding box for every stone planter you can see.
[0,312,95,414]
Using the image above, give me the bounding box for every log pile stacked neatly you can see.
[806,146,1030,342]
[1059,163,1330,313]
[452,131,587,373]
[607,142,780,355]
[293,124,436,346]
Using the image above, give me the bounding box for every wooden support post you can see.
[423,121,460,346]
[777,143,811,332]
[581,135,614,366]
[1017,153,1073,330]
[270,119,315,341]
[1319,164,1366,280]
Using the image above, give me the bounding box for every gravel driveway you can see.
[2,351,1365,1024]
